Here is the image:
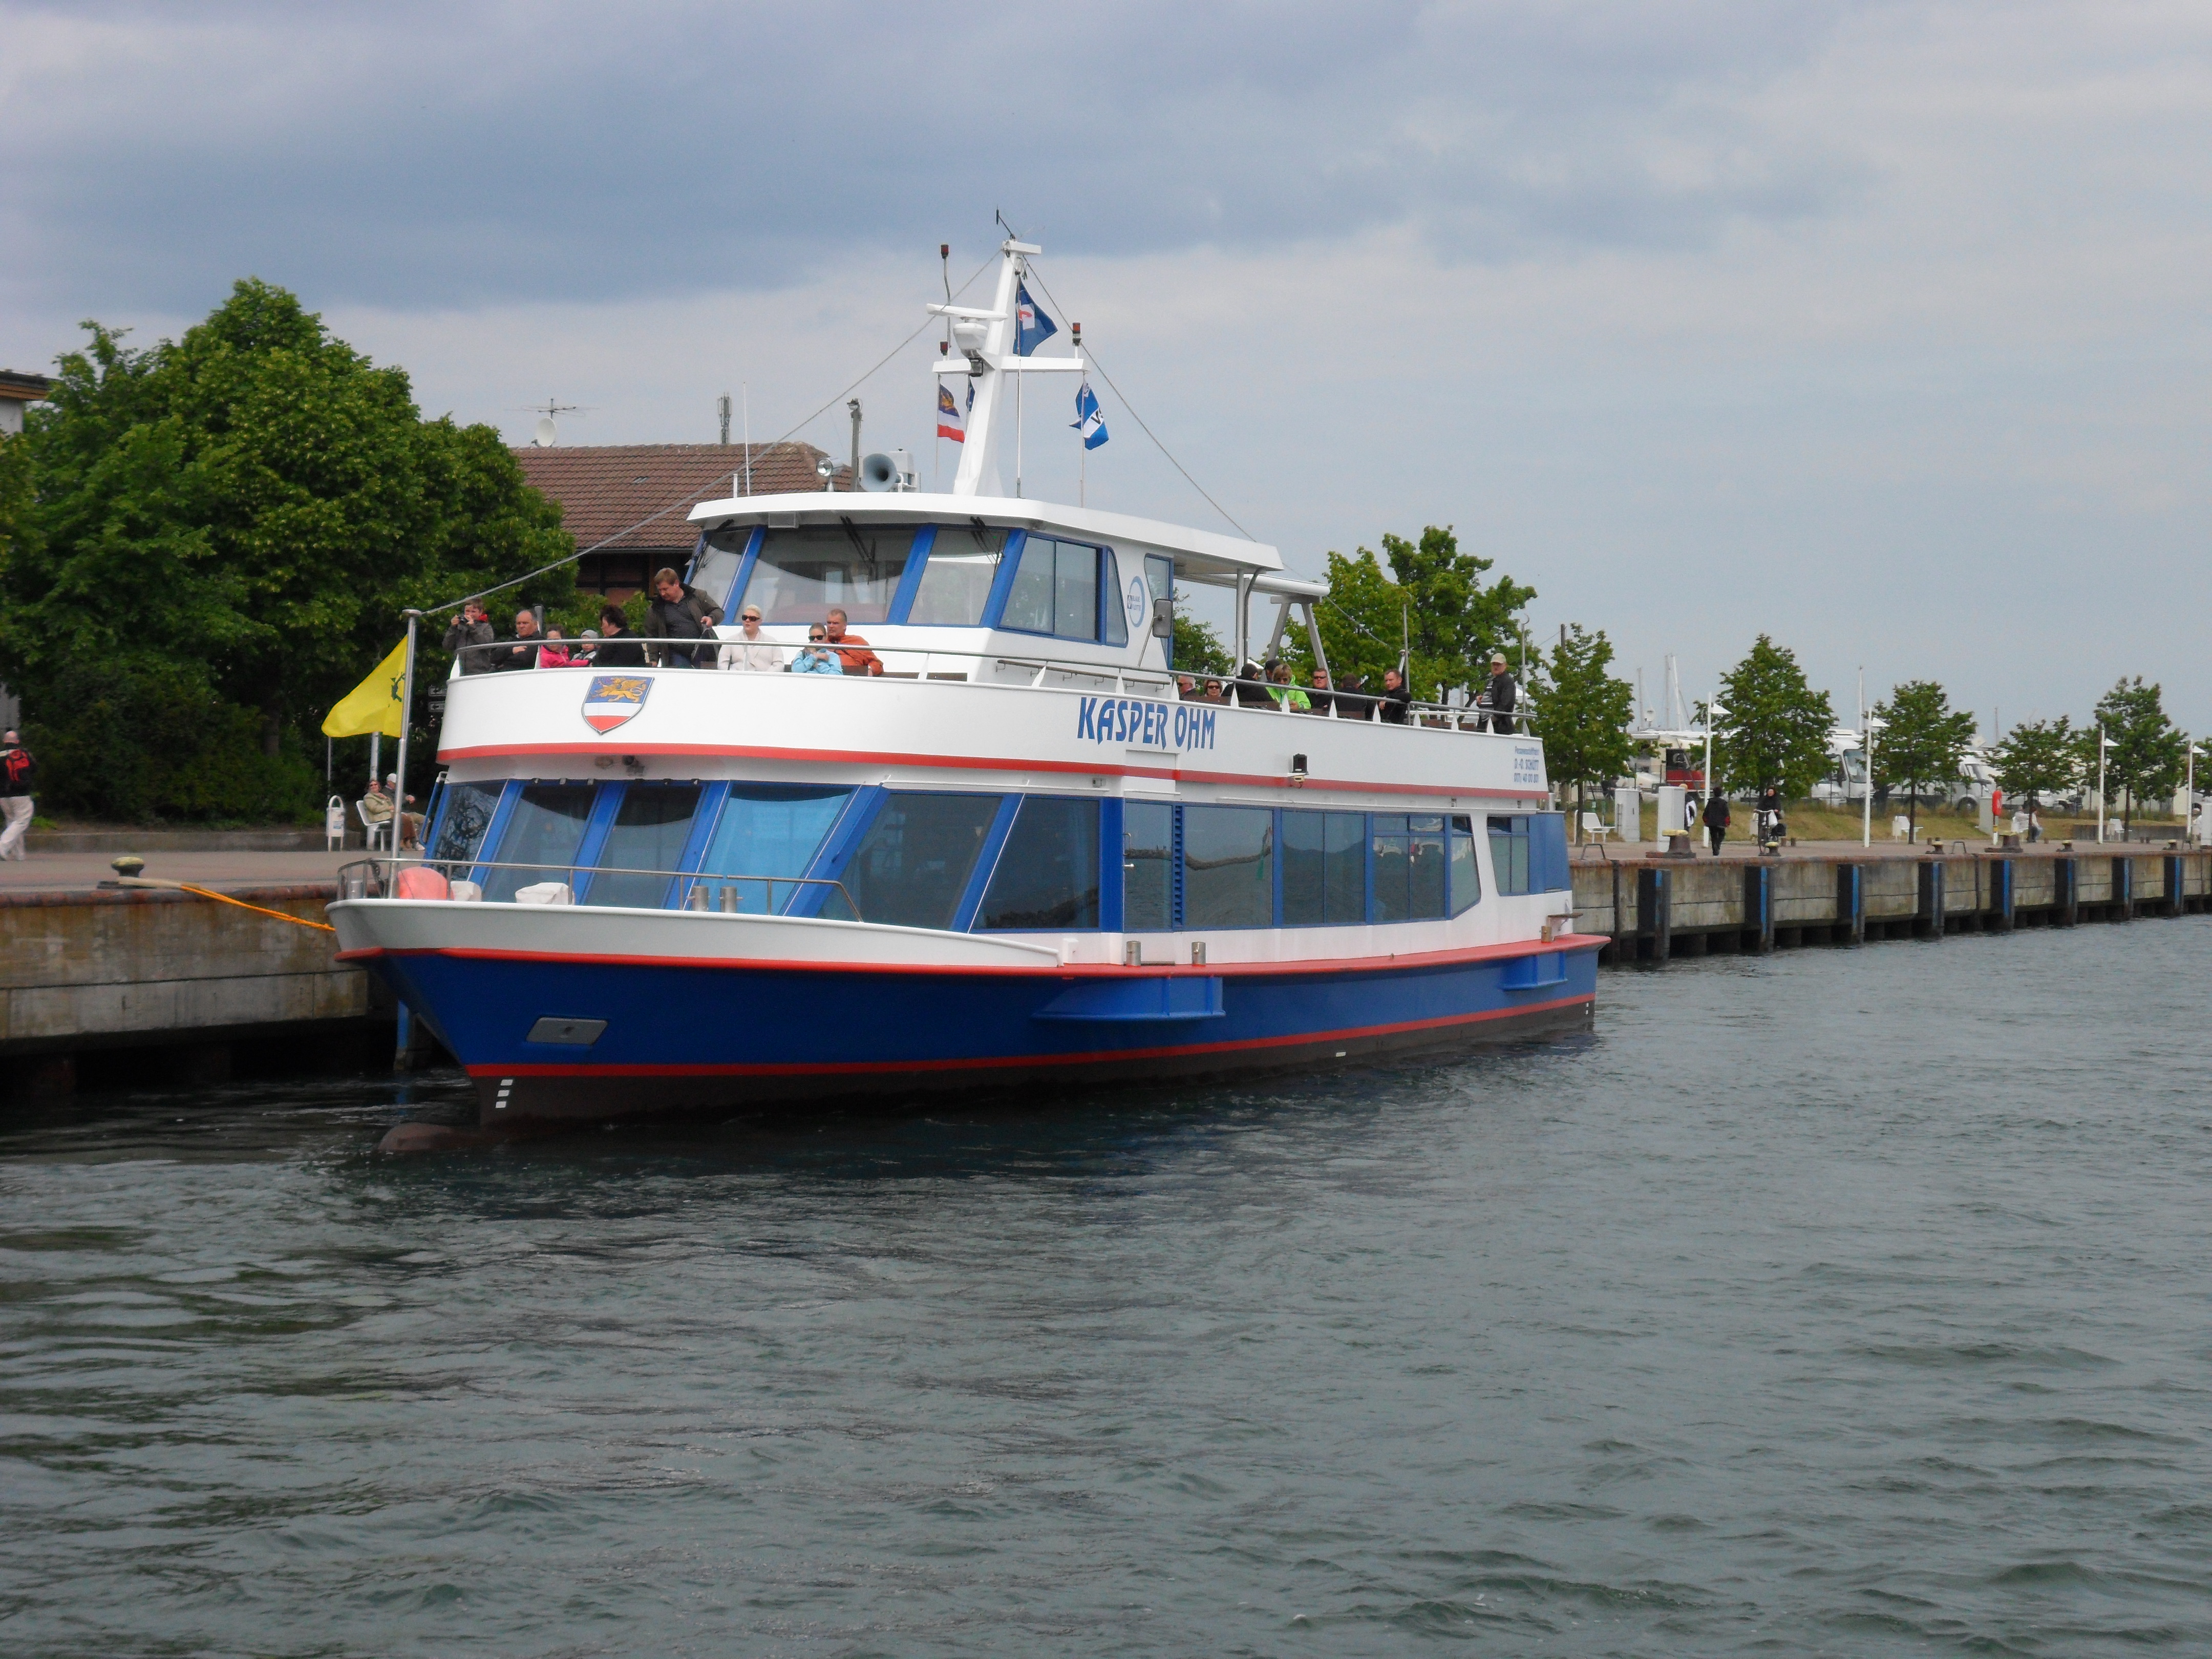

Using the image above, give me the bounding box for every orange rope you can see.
[178,883,338,933]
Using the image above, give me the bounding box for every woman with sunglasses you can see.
[788,626,846,675]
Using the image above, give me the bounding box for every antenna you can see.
[717,394,732,446]
[519,398,585,446]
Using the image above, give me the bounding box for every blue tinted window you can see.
[824,793,1001,929]
[1123,801,1175,931]
[978,798,1100,930]
[1182,805,1274,928]
[585,785,701,908]
[1001,537,1104,641]
[484,783,595,901]
[1488,815,1533,896]
[1282,810,1365,925]
[430,781,501,868]
[1450,815,1481,914]
[1374,815,1447,922]
[693,786,854,914]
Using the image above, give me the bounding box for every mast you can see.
[930,237,1084,497]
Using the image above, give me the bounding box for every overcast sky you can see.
[5,1,2208,732]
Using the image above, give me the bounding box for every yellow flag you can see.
[321,640,408,738]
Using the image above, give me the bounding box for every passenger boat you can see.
[327,238,1600,1128]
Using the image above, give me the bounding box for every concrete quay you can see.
[1574,842,2212,963]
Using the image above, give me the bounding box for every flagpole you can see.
[392,611,419,877]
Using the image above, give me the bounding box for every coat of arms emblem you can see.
[581,674,651,733]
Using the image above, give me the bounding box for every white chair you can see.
[1580,811,1613,843]
[354,798,390,852]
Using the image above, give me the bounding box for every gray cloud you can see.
[1,0,1867,314]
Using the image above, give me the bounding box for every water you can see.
[5,921,2212,1656]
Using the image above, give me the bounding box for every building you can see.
[511,442,854,601]
[0,370,51,437]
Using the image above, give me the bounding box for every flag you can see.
[937,381,965,443]
[1071,380,1109,451]
[1015,282,1057,356]
[322,640,408,738]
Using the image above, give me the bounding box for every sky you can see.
[4,0,2208,734]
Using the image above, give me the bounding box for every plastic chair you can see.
[354,798,389,852]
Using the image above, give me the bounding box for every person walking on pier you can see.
[0,730,32,860]
[1704,791,1731,857]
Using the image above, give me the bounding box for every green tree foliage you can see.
[1869,679,1978,839]
[1989,716,2077,813]
[1169,605,1232,677]
[1529,625,1633,831]
[2090,676,2187,831]
[0,281,575,821]
[1713,635,1835,799]
[1299,527,1535,697]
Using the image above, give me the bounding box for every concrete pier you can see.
[1575,846,2210,964]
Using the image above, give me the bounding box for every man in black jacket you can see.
[646,568,722,667]
[1480,652,1518,735]
[591,603,647,668]
[490,608,542,671]
[1379,667,1412,725]
[0,730,33,861]
[1704,792,1732,856]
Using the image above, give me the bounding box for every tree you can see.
[1169,604,1231,677]
[2091,676,2187,832]
[1529,624,1633,836]
[0,281,575,821]
[1713,635,1835,800]
[1295,526,1535,698]
[1989,716,2078,817]
[1869,679,1977,840]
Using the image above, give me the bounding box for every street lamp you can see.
[1861,715,1887,848]
[2187,739,2202,845]
[2097,726,2114,843]
[1703,699,1727,831]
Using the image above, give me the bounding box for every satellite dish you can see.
[534,415,557,447]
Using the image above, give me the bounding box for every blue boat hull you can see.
[362,944,1602,1126]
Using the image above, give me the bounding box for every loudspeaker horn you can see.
[858,452,900,492]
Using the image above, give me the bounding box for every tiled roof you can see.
[511,443,856,551]
[0,370,53,401]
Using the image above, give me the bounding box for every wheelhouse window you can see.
[1488,815,1533,896]
[691,526,753,613]
[1001,536,1103,641]
[692,785,853,914]
[977,797,1100,930]
[906,524,1007,626]
[736,522,916,624]
[1373,814,1447,922]
[1182,805,1274,929]
[585,784,701,908]
[482,783,595,902]
[1123,801,1175,931]
[1282,810,1366,926]
[823,793,1000,929]
[1449,815,1481,914]
[429,781,501,868]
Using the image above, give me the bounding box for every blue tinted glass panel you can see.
[1531,813,1571,891]
[1450,815,1481,914]
[979,798,1100,930]
[1003,536,1055,632]
[695,786,853,914]
[1052,541,1098,641]
[1183,805,1274,928]
[1374,820,1447,922]
[585,785,701,908]
[1488,815,1533,896]
[907,525,1007,626]
[1283,810,1365,925]
[431,781,501,868]
[1101,549,1128,646]
[484,783,595,901]
[826,794,1001,928]
[737,524,914,624]
[1123,800,1174,931]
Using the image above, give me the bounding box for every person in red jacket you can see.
[0,730,33,861]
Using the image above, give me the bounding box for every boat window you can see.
[1182,805,1274,929]
[585,784,701,908]
[1282,810,1366,925]
[429,781,501,868]
[1102,548,1130,647]
[735,522,915,625]
[1374,814,1448,922]
[691,526,751,613]
[1002,536,1103,641]
[824,793,1000,929]
[694,785,853,914]
[483,783,596,902]
[977,798,1100,930]
[1449,815,1481,914]
[1530,814,1572,892]
[906,524,1007,626]
[1123,801,1175,931]
[1488,815,1533,896]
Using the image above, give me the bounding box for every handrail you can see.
[337,857,856,916]
[439,638,1531,732]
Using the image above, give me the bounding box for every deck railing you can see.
[443,640,1530,733]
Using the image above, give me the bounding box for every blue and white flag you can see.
[1015,283,1057,356]
[1071,379,1109,450]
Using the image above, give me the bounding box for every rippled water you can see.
[6,920,2212,1655]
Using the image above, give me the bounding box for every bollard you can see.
[2166,854,2186,918]
[1990,858,2015,932]
[1745,863,1774,953]
[1637,866,1671,963]
[2113,856,2133,922]
[2055,857,2077,926]
[1837,864,1866,945]
[1917,859,1946,940]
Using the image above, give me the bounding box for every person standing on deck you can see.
[646,568,723,667]
[1478,652,1519,734]
[0,731,33,860]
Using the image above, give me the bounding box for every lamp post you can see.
[1861,716,1886,848]
[2187,740,2201,844]
[1704,698,1727,828]
[2097,726,2113,843]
